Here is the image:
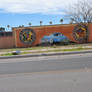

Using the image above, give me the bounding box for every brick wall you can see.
[12,24,92,48]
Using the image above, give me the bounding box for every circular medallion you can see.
[73,24,89,43]
[19,29,36,44]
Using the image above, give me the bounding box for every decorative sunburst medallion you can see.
[19,29,36,44]
[73,24,89,43]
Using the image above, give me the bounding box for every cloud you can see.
[0,0,78,14]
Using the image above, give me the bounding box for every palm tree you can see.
[7,25,10,31]
[19,25,22,28]
[49,21,52,25]
[40,21,43,26]
[28,22,32,26]
[60,19,63,24]
[21,25,24,27]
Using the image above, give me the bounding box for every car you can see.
[41,32,70,44]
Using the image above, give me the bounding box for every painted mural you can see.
[40,32,70,44]
[73,24,89,43]
[19,29,36,44]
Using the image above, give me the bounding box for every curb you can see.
[0,50,92,59]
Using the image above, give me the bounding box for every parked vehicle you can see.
[41,32,70,44]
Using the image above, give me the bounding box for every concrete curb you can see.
[0,50,92,59]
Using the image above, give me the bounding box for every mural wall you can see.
[12,23,92,48]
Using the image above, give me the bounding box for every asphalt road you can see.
[0,53,92,74]
[0,53,92,92]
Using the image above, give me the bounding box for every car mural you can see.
[41,32,70,44]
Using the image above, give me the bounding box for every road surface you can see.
[0,53,92,92]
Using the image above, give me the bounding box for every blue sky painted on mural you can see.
[0,0,79,31]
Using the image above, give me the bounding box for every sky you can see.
[0,0,78,31]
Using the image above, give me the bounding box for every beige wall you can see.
[0,36,14,48]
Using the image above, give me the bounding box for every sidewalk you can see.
[0,44,92,54]
[0,43,92,59]
[0,50,92,59]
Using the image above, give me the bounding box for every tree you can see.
[21,25,24,27]
[0,27,5,32]
[19,25,22,28]
[28,22,32,26]
[49,21,52,25]
[60,19,63,24]
[40,21,43,26]
[7,25,10,30]
[66,0,92,24]
[69,18,74,24]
